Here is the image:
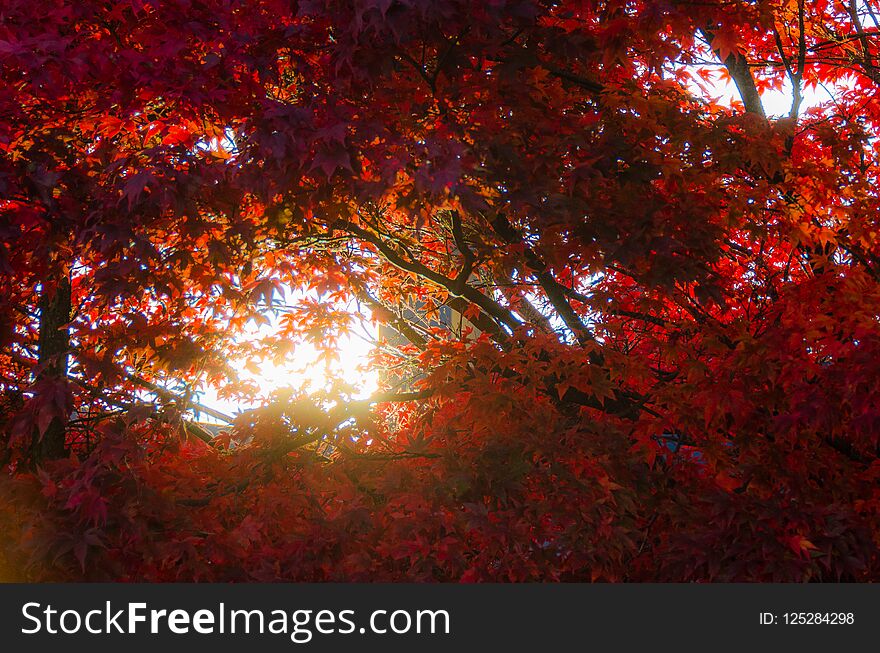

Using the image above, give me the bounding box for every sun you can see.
[196,288,379,422]
[245,327,378,399]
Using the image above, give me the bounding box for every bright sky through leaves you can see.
[196,286,379,421]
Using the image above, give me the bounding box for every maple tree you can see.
[2,0,880,581]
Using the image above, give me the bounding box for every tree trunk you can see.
[33,276,71,462]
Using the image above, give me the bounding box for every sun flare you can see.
[197,288,379,421]
[243,329,378,399]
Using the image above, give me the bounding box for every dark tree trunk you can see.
[33,276,71,462]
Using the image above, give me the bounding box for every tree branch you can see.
[700,28,766,118]
[351,283,429,349]
[338,219,522,333]
[128,373,235,423]
[490,213,596,347]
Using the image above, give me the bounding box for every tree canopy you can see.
[2,0,880,581]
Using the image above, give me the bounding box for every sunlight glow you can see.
[240,326,378,399]
[197,286,379,421]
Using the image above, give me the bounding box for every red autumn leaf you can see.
[0,0,878,584]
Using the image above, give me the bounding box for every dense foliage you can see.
[2,0,880,581]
